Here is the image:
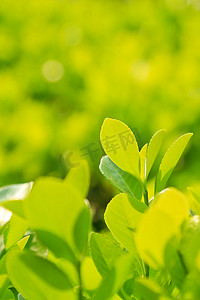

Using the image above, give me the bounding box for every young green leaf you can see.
[6,249,76,300]
[140,143,148,181]
[152,188,189,228]
[135,208,177,269]
[155,133,193,193]
[0,275,10,299]
[136,188,188,269]
[100,118,140,177]
[0,236,29,276]
[81,256,102,291]
[146,129,166,178]
[73,205,91,255]
[17,235,30,250]
[24,177,85,256]
[65,160,90,198]
[20,252,72,290]
[90,232,124,277]
[104,193,147,253]
[5,214,28,250]
[35,230,77,265]
[100,156,142,200]
[93,254,133,300]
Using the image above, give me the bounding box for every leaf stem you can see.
[77,261,82,300]
[143,183,149,277]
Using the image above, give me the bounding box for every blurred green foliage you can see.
[1,0,200,214]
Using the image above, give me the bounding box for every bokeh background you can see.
[1,0,200,227]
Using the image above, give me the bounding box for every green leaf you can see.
[18,294,25,300]
[100,118,140,177]
[104,193,147,253]
[1,289,15,300]
[152,188,189,229]
[182,274,200,300]
[135,208,177,269]
[146,129,166,178]
[20,252,72,290]
[133,278,167,300]
[0,183,32,218]
[24,177,85,256]
[180,215,200,272]
[17,235,30,250]
[5,214,28,250]
[65,160,90,198]
[164,242,187,289]
[140,143,148,181]
[155,133,193,193]
[100,156,142,200]
[0,274,10,298]
[93,254,133,300]
[73,205,91,255]
[90,232,124,277]
[0,235,29,277]
[36,231,77,265]
[6,248,76,300]
[81,256,102,291]
[188,187,200,215]
[136,189,188,269]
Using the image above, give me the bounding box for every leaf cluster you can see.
[0,118,198,300]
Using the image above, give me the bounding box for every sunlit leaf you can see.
[152,188,189,229]
[104,193,147,253]
[135,208,177,269]
[100,156,142,200]
[146,130,166,178]
[155,133,193,193]
[81,256,101,290]
[17,235,30,250]
[24,177,85,256]
[140,143,148,181]
[100,118,140,177]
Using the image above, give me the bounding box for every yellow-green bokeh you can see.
[1,0,200,209]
